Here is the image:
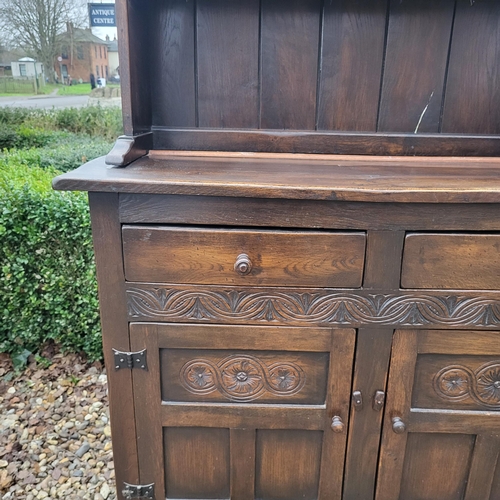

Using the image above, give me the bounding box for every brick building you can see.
[55,23,109,83]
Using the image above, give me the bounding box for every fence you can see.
[0,76,44,94]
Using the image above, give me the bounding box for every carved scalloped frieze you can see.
[180,355,305,402]
[434,362,500,409]
[126,285,500,327]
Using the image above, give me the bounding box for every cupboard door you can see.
[129,323,355,500]
[376,330,500,500]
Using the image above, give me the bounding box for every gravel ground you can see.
[0,352,116,499]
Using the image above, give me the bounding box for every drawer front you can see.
[401,233,500,289]
[122,226,366,287]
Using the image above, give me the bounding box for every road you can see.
[0,94,121,109]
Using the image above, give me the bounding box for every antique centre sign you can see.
[88,3,116,27]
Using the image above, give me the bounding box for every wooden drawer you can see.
[122,226,366,287]
[401,233,500,289]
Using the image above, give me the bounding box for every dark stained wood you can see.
[378,0,456,133]
[126,282,500,329]
[378,329,500,499]
[463,435,500,500]
[318,329,356,500]
[230,429,255,500]
[105,133,153,167]
[119,0,152,134]
[122,226,366,287]
[442,0,500,134]
[343,329,393,500]
[161,403,326,430]
[87,193,139,500]
[413,330,500,412]
[413,353,500,411]
[376,330,418,500]
[160,348,329,405]
[156,324,333,352]
[164,427,230,499]
[151,0,196,127]
[363,231,404,289]
[197,0,259,128]
[402,233,500,290]
[488,449,500,500]
[255,429,323,500]
[418,330,500,355]
[119,194,500,231]
[53,154,500,203]
[317,0,387,131]
[398,433,474,500]
[410,410,500,434]
[260,0,321,129]
[153,128,500,156]
[62,2,500,498]
[114,0,133,134]
[129,324,165,497]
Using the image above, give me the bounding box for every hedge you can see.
[0,145,102,364]
[1,134,114,173]
[0,105,123,140]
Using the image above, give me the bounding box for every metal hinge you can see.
[122,482,154,499]
[113,349,147,371]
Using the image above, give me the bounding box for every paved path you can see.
[0,94,90,109]
[0,94,119,109]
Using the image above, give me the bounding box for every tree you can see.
[0,0,87,82]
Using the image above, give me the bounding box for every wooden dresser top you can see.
[53,152,500,203]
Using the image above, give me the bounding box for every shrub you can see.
[0,123,19,149]
[0,156,102,362]
[1,135,114,173]
[0,106,123,140]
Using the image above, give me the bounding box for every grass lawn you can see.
[57,83,92,95]
[0,84,54,97]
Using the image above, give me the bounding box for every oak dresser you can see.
[54,1,500,499]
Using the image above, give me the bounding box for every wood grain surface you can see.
[402,233,500,289]
[122,226,366,287]
[53,154,500,203]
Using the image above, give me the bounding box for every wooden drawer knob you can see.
[392,417,406,434]
[234,253,252,276]
[331,416,345,433]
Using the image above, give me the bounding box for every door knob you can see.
[331,416,345,433]
[234,253,252,275]
[392,417,406,434]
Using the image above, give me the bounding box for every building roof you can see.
[57,27,107,45]
[107,39,118,52]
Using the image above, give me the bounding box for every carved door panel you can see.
[130,323,355,500]
[376,330,500,500]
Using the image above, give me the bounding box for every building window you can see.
[19,64,26,76]
[105,66,108,78]
[61,47,68,59]
[101,65,104,78]
[104,47,106,58]
[99,46,102,58]
[95,46,97,59]
[96,65,99,77]
[77,46,84,60]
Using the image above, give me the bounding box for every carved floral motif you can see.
[434,362,500,409]
[127,285,500,327]
[180,355,305,401]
